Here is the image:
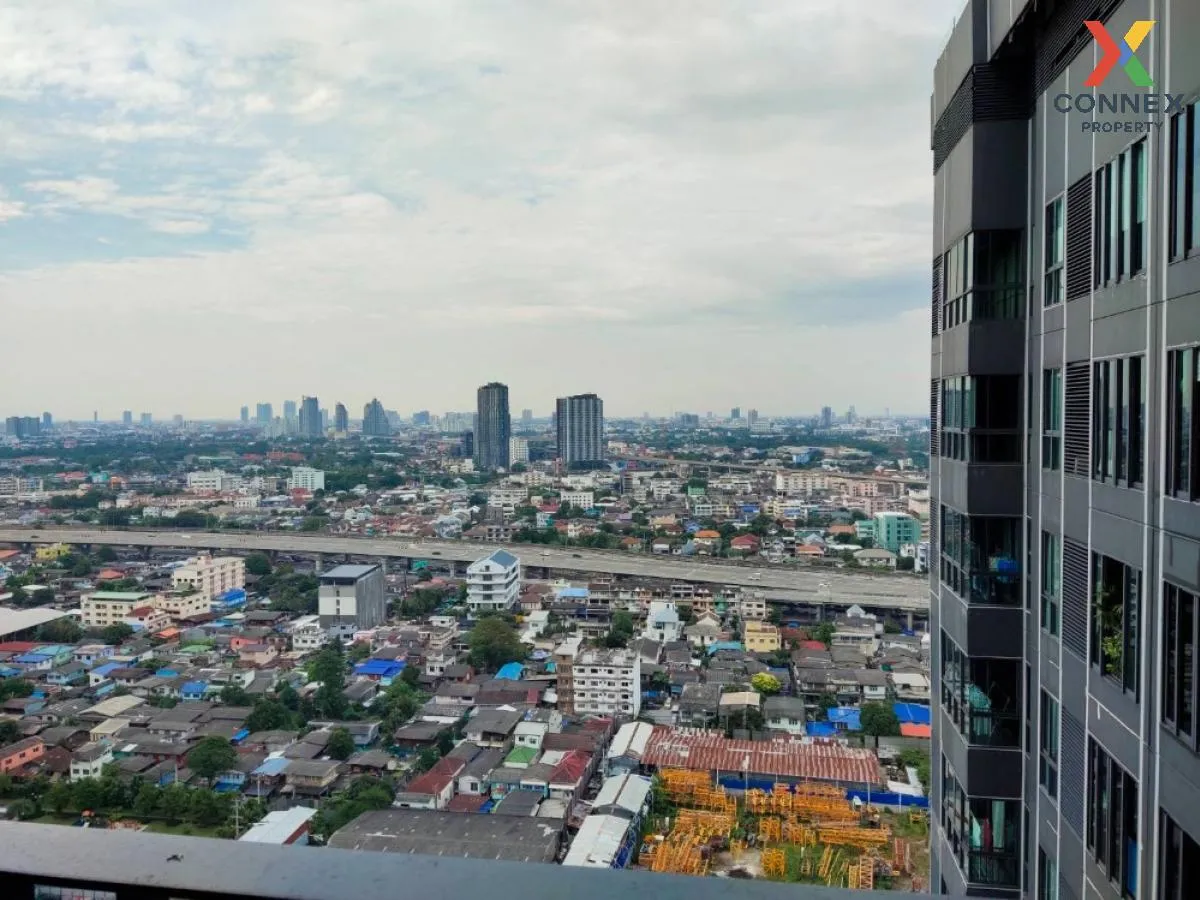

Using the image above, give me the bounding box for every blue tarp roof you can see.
[355,659,404,677]
[232,728,250,743]
[251,757,290,776]
[487,549,519,567]
[706,641,744,655]
[827,707,862,730]
[893,702,932,725]
[14,653,51,663]
[806,721,839,738]
[495,662,525,680]
[181,681,207,694]
[557,587,589,599]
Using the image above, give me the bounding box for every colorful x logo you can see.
[1084,20,1155,87]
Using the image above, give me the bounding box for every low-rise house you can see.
[238,644,279,667]
[854,548,898,569]
[856,669,889,703]
[513,709,562,750]
[70,742,115,781]
[743,621,781,654]
[684,614,723,650]
[47,662,87,686]
[283,759,340,802]
[763,696,807,736]
[678,683,722,728]
[0,736,45,774]
[457,746,504,795]
[464,707,524,747]
[890,672,931,702]
[604,721,655,776]
[394,756,465,810]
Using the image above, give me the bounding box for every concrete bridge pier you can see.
[906,610,914,631]
[377,557,388,577]
[313,553,324,574]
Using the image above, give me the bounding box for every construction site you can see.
[638,768,928,891]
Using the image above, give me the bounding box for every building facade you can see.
[873,511,921,553]
[171,554,246,604]
[334,403,349,433]
[362,399,390,436]
[556,393,605,466]
[465,549,521,614]
[572,648,640,718]
[475,382,511,471]
[318,564,386,638]
[930,3,1200,899]
[287,467,325,492]
[298,396,321,437]
[82,591,157,629]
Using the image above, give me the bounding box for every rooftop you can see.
[320,564,380,580]
[328,809,560,863]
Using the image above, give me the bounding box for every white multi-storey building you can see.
[171,553,246,603]
[82,591,158,628]
[572,648,640,718]
[289,615,329,652]
[774,472,830,496]
[560,490,595,510]
[186,470,243,493]
[488,487,529,513]
[287,467,326,491]
[465,549,521,614]
[508,437,530,464]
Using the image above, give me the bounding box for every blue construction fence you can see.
[714,776,928,810]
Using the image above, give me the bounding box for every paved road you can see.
[0,527,929,612]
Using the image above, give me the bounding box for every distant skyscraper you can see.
[240,406,250,424]
[334,403,349,433]
[122,411,133,426]
[140,413,152,427]
[299,396,321,437]
[4,417,40,438]
[820,406,833,428]
[846,405,856,424]
[731,407,741,420]
[320,408,329,431]
[362,399,390,436]
[460,430,474,459]
[41,412,52,431]
[412,410,431,427]
[172,414,184,426]
[475,382,511,470]
[556,393,605,467]
[256,403,273,426]
[521,409,533,422]
[678,413,700,427]
[283,400,297,421]
[746,409,759,426]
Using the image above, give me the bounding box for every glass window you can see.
[1093,356,1145,488]
[1095,140,1147,285]
[1041,531,1060,636]
[1038,847,1058,900]
[1163,583,1198,751]
[1161,812,1200,900]
[1042,369,1062,470]
[1087,739,1138,899]
[966,797,1020,887]
[1092,553,1142,698]
[1168,348,1200,500]
[1044,197,1065,305]
[1039,691,1059,798]
[1170,105,1194,260]
[942,230,1024,328]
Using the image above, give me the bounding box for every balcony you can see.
[0,823,903,899]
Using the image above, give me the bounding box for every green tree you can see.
[186,737,238,786]
[45,781,73,815]
[36,617,83,643]
[348,642,372,663]
[245,699,293,733]
[69,556,94,577]
[401,665,420,688]
[100,623,134,645]
[95,546,118,563]
[133,784,162,817]
[327,727,356,761]
[219,684,251,706]
[244,553,272,577]
[160,784,191,823]
[0,719,22,746]
[309,646,348,719]
[0,680,34,703]
[750,672,781,695]
[277,684,301,711]
[813,621,836,649]
[860,701,901,746]
[468,617,524,672]
[817,692,838,721]
[896,555,916,572]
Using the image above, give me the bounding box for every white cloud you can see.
[0,0,961,417]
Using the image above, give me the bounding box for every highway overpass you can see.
[0,527,929,614]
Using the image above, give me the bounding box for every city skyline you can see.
[0,1,955,416]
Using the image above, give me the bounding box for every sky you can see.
[0,0,963,421]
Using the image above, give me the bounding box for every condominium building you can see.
[287,467,325,492]
[465,549,521,614]
[171,554,246,603]
[872,511,921,554]
[153,592,213,621]
[298,396,321,437]
[560,490,595,511]
[475,382,511,471]
[185,470,243,494]
[318,564,386,639]
[553,636,583,716]
[509,436,530,464]
[572,648,640,718]
[362,398,390,436]
[82,591,158,628]
[334,403,349,433]
[555,393,605,466]
[931,3,1200,899]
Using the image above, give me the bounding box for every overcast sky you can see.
[0,0,962,421]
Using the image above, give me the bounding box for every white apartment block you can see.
[82,591,158,628]
[287,467,325,491]
[774,472,829,496]
[488,487,529,513]
[560,490,594,510]
[466,549,521,614]
[0,475,44,497]
[508,437,530,464]
[651,479,681,500]
[734,592,768,621]
[172,553,246,603]
[572,648,641,718]
[186,470,243,493]
[289,615,329,652]
[154,591,216,620]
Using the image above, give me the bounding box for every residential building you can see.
[553,636,583,716]
[474,382,511,471]
[318,564,386,639]
[556,393,605,466]
[70,742,114,781]
[362,399,390,436]
[123,605,169,634]
[872,511,921,553]
[508,436,529,464]
[763,696,806,736]
[334,403,349,433]
[287,467,325,491]
[290,615,328,653]
[572,648,640,718]
[171,554,246,603]
[465,549,521,614]
[255,402,273,426]
[742,621,781,654]
[0,736,45,774]
[82,591,157,629]
[642,600,682,644]
[929,4,1200,898]
[298,396,321,437]
[185,470,242,493]
[153,592,211,620]
[560,490,595,511]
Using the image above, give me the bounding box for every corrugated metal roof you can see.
[606,721,654,761]
[592,773,652,815]
[642,728,882,786]
[562,814,631,868]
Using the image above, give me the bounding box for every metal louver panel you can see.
[1063,362,1091,476]
[1065,175,1092,301]
[1059,707,1086,837]
[1062,538,1089,661]
[933,71,973,173]
[930,380,940,457]
[932,257,942,337]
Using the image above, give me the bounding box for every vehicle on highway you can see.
[749,573,761,581]
[432,551,441,555]
[541,552,550,557]
[181,534,192,539]
[572,553,582,558]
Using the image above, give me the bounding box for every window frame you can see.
[1038,690,1059,798]
[1091,553,1142,699]
[1086,738,1139,900]
[1170,102,1197,262]
[1092,355,1145,489]
[1042,368,1062,470]
[1162,582,1198,752]
[1168,347,1200,501]
[1095,139,1148,287]
[1040,530,1061,636]
[1044,196,1065,306]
